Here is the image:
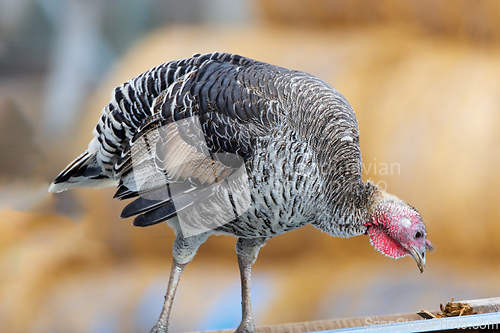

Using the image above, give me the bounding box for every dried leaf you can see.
[417,310,436,319]
[417,298,476,319]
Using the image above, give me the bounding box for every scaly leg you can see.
[150,259,185,333]
[235,237,268,333]
[151,232,210,333]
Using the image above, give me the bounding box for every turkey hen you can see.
[49,52,433,333]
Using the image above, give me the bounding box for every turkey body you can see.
[49,52,419,333]
[51,52,371,239]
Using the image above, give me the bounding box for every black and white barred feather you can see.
[49,52,377,238]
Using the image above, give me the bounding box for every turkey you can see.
[49,52,433,333]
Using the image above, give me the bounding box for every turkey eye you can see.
[414,231,423,239]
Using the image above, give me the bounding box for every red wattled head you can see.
[365,197,433,273]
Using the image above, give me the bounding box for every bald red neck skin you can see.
[366,225,408,258]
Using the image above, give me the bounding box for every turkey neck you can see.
[276,73,378,237]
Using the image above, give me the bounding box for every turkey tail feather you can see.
[48,151,117,193]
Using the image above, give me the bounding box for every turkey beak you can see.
[409,246,425,273]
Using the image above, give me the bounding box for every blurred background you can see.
[1,0,500,332]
